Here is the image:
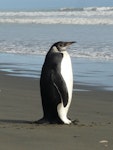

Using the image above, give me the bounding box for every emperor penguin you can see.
[39,41,75,124]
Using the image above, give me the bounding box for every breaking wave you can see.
[59,7,113,11]
[0,7,113,25]
[0,41,113,60]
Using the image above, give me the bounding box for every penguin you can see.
[39,41,75,124]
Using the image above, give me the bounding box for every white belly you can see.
[57,51,73,124]
[60,51,73,112]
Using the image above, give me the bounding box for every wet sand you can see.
[0,70,113,150]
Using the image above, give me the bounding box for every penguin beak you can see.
[65,41,76,46]
[65,41,77,47]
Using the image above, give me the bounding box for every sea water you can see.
[0,7,113,91]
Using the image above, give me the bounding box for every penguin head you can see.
[52,41,76,52]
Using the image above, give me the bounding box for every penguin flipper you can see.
[51,71,68,107]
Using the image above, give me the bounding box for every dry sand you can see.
[0,71,113,150]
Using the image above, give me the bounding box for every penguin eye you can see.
[59,44,63,47]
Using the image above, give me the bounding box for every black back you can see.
[40,47,68,123]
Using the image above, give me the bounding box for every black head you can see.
[52,41,76,52]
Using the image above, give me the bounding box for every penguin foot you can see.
[33,118,64,125]
[33,118,50,125]
[72,119,79,125]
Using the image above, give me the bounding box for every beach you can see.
[0,70,113,150]
[0,8,113,150]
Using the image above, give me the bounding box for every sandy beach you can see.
[0,4,113,150]
[0,70,113,150]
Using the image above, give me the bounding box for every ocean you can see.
[0,7,113,91]
[0,7,113,25]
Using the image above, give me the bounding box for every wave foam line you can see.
[0,47,113,60]
[0,10,113,17]
[60,6,113,11]
[0,18,113,25]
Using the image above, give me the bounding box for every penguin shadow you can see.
[33,118,80,126]
[0,119,42,129]
[0,119,33,125]
[0,118,80,128]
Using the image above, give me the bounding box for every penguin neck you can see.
[51,46,67,53]
[52,46,59,53]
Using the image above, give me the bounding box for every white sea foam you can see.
[0,41,113,60]
[0,36,113,60]
[0,7,113,61]
[60,7,113,11]
[0,18,113,25]
[0,7,113,25]
[71,48,113,60]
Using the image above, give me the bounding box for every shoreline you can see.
[0,69,112,92]
[1,53,113,91]
[0,70,113,150]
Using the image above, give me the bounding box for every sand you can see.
[0,70,113,150]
